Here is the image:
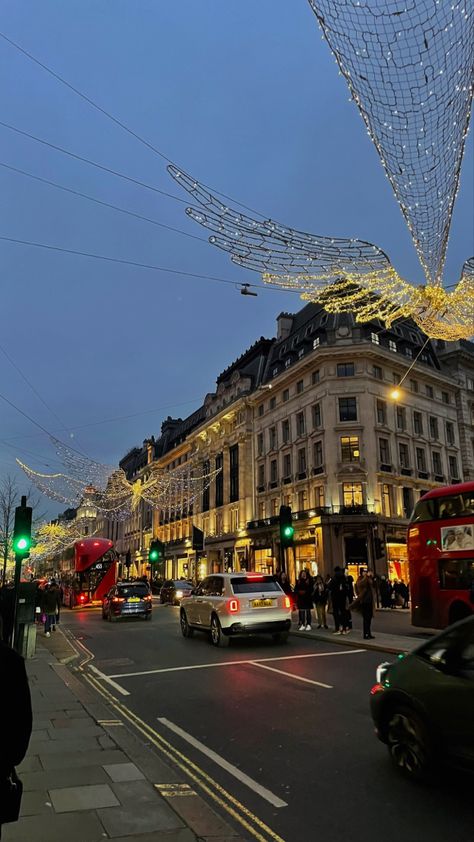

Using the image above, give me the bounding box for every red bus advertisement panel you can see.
[63,538,118,607]
[408,482,474,629]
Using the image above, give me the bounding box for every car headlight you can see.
[375,662,391,684]
[176,590,183,598]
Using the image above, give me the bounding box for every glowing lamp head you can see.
[390,387,401,401]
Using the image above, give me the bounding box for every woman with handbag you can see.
[0,629,32,837]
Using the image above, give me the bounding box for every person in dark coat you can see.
[312,575,329,628]
[353,570,376,639]
[40,581,61,637]
[329,566,350,634]
[278,572,294,610]
[0,628,32,837]
[295,570,313,630]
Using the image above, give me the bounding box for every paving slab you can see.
[98,800,185,838]
[19,789,54,816]
[17,755,42,773]
[110,831,196,842]
[110,779,167,806]
[39,748,129,770]
[104,761,146,782]
[47,724,105,739]
[28,736,100,754]
[2,811,106,841]
[21,765,110,791]
[49,782,120,812]
[162,791,241,838]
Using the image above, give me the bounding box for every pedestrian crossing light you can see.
[13,497,33,557]
[149,539,164,564]
[279,505,294,548]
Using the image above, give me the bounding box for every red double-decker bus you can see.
[408,482,474,629]
[62,538,118,607]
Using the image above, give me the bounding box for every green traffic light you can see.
[283,526,294,538]
[149,550,159,561]
[15,536,30,552]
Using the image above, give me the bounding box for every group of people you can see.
[277,566,377,640]
[36,579,61,637]
[379,576,409,609]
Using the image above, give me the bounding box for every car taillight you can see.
[370,683,385,696]
[144,595,152,601]
[79,593,86,602]
[227,598,240,613]
[284,595,291,609]
[112,597,125,603]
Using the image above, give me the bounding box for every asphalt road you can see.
[61,603,472,842]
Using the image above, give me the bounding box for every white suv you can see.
[179,573,292,647]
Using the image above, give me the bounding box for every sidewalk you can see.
[4,634,244,842]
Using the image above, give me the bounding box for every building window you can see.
[285,358,291,369]
[370,331,380,345]
[269,396,276,410]
[258,404,264,417]
[337,362,354,377]
[416,447,426,472]
[270,459,278,484]
[373,364,383,380]
[425,384,434,398]
[298,489,308,511]
[389,340,397,353]
[282,388,289,402]
[313,337,320,349]
[202,460,210,512]
[429,416,439,439]
[312,403,322,428]
[272,367,279,378]
[296,411,306,436]
[432,451,442,476]
[230,508,239,533]
[449,455,459,479]
[297,448,307,474]
[410,379,419,393]
[446,422,455,446]
[313,440,323,468]
[399,443,410,469]
[298,348,304,360]
[379,438,390,464]
[257,433,264,456]
[467,377,474,391]
[215,453,224,507]
[315,485,325,508]
[382,483,392,516]
[282,418,290,443]
[405,347,413,358]
[296,379,304,394]
[376,399,387,425]
[229,444,239,502]
[339,397,357,422]
[271,498,279,516]
[269,426,277,450]
[402,486,414,519]
[341,435,360,462]
[257,463,265,488]
[343,482,363,508]
[258,501,265,519]
[283,453,292,479]
[396,406,406,431]
[413,411,423,436]
[312,370,320,385]
[442,391,450,405]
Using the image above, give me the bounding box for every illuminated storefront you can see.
[387,541,409,583]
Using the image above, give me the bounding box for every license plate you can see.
[128,597,140,603]
[251,598,274,608]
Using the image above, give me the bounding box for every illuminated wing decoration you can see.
[51,437,115,489]
[30,520,98,562]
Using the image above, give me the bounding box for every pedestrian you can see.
[379,575,392,609]
[312,575,329,629]
[278,572,294,610]
[40,580,61,637]
[353,570,376,639]
[0,616,32,836]
[344,569,354,629]
[294,570,313,631]
[328,566,351,634]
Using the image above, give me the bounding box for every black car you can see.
[160,579,194,605]
[102,582,152,621]
[370,616,474,780]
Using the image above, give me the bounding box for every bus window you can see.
[412,498,437,522]
[439,558,474,590]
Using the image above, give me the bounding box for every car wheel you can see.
[386,707,432,780]
[272,631,289,644]
[180,610,194,638]
[160,595,165,604]
[144,612,152,621]
[210,615,229,648]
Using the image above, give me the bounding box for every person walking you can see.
[295,570,313,630]
[278,572,294,610]
[329,567,350,634]
[353,570,376,639]
[41,580,61,637]
[0,621,32,837]
[312,575,329,629]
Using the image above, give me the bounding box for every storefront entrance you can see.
[387,542,409,583]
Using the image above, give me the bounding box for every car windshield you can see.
[117,584,149,597]
[173,581,193,589]
[231,576,281,594]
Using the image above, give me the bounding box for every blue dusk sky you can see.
[0,1,472,517]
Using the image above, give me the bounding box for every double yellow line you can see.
[82,669,286,842]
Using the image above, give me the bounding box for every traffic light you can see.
[374,536,385,558]
[13,497,32,557]
[192,526,204,552]
[149,539,164,564]
[279,505,294,547]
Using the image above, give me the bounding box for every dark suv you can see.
[102,582,152,621]
[370,617,474,779]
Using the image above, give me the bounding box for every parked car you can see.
[180,573,292,646]
[370,616,474,780]
[160,580,194,605]
[102,581,152,621]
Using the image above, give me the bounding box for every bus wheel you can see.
[449,602,472,625]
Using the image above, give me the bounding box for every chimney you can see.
[276,312,293,341]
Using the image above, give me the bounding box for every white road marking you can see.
[250,661,332,689]
[88,663,130,696]
[107,648,364,679]
[157,716,288,809]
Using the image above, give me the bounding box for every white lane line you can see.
[107,648,364,679]
[157,716,288,809]
[250,661,333,689]
[88,663,130,696]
